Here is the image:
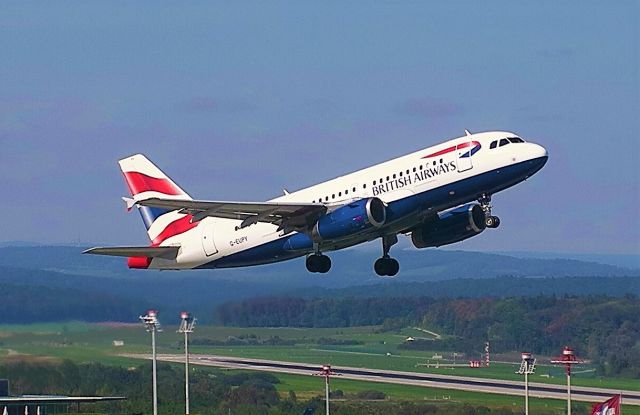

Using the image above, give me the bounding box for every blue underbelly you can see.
[198,157,546,269]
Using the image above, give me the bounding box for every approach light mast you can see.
[551,346,583,415]
[140,310,162,415]
[178,312,196,415]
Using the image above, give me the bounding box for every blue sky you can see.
[1,1,638,254]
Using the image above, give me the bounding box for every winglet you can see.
[122,197,136,212]
[464,129,472,136]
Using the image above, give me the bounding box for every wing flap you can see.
[83,246,179,259]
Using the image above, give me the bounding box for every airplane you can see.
[84,130,548,276]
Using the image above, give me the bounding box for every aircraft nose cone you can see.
[532,143,548,159]
[526,143,548,175]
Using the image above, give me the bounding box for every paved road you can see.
[124,353,640,405]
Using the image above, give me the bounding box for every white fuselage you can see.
[151,130,547,269]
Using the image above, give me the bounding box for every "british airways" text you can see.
[371,161,456,196]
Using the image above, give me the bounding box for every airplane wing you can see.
[136,197,327,233]
[83,246,179,259]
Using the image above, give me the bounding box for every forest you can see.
[217,295,640,377]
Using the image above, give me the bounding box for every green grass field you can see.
[1,322,638,413]
[274,372,592,412]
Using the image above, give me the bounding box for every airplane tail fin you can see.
[118,154,196,244]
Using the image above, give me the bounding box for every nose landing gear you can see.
[374,234,400,277]
[485,215,500,228]
[478,194,500,229]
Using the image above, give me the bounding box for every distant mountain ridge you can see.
[492,250,640,270]
[0,245,637,323]
[0,246,637,286]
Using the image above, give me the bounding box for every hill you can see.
[0,245,637,323]
[0,245,637,286]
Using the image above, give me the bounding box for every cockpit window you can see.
[507,136,525,143]
[490,140,498,149]
[499,138,510,147]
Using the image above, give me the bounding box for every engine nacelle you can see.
[411,203,486,248]
[313,197,386,240]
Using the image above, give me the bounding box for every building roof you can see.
[0,396,126,405]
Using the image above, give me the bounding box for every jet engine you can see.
[411,203,486,248]
[313,197,386,240]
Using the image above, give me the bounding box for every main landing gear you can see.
[374,234,400,277]
[306,251,331,273]
[478,194,500,229]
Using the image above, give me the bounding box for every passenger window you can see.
[499,138,509,147]
[325,196,328,201]
[338,192,342,197]
[439,158,443,164]
[386,176,389,181]
[393,174,396,179]
[345,190,348,195]
[433,161,436,166]
[363,184,366,189]
[332,194,335,199]
[399,172,403,177]
[413,167,416,172]
[419,165,423,170]
[353,187,356,192]
[373,180,377,185]
[490,140,497,149]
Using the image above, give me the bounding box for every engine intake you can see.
[313,197,386,241]
[411,203,486,248]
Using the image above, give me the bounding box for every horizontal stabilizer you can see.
[122,196,136,211]
[82,246,179,259]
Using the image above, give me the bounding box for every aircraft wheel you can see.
[387,258,400,276]
[307,254,331,273]
[318,255,331,273]
[486,215,500,229]
[306,255,319,273]
[374,257,399,277]
[374,258,386,276]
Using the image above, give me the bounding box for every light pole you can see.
[178,311,196,415]
[517,352,536,415]
[313,364,340,415]
[551,346,583,415]
[484,342,490,367]
[140,309,162,415]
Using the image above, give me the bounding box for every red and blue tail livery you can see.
[115,155,198,268]
[85,130,547,276]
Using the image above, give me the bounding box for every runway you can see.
[124,353,640,405]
